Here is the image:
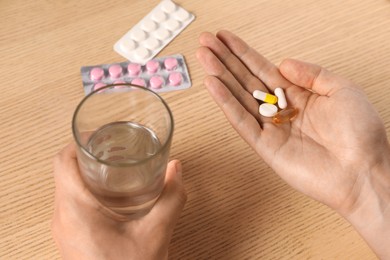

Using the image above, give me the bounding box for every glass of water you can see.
[72,84,173,219]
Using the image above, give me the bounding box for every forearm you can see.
[342,153,390,259]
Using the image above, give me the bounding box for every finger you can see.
[199,32,268,94]
[53,142,93,203]
[204,75,263,145]
[196,46,261,120]
[279,58,357,96]
[53,142,79,185]
[216,30,291,91]
[53,142,97,203]
[53,142,125,221]
[148,160,187,228]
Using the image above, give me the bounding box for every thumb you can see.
[279,58,355,96]
[147,160,187,227]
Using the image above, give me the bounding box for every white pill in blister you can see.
[259,103,278,117]
[135,47,150,59]
[274,87,287,109]
[131,29,147,41]
[141,20,157,32]
[119,39,136,53]
[145,37,160,50]
[161,0,177,13]
[114,0,195,64]
[152,10,167,22]
[174,9,190,22]
[165,19,180,31]
[155,28,170,40]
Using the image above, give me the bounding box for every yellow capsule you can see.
[272,107,298,124]
[252,90,278,104]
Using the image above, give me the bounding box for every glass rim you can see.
[72,84,174,167]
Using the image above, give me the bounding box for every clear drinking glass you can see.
[72,84,174,219]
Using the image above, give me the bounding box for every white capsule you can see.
[259,103,278,117]
[253,90,278,104]
[274,87,287,109]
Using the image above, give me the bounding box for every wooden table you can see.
[1,0,389,258]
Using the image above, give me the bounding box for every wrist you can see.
[341,149,390,258]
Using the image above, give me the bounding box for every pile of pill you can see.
[253,88,298,124]
[114,0,195,64]
[80,54,191,95]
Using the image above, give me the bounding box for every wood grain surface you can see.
[1,0,389,259]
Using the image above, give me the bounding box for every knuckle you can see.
[53,148,68,169]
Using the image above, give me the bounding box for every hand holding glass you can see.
[72,84,173,219]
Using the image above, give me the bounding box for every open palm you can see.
[196,30,389,215]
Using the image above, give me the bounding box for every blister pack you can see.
[80,54,191,95]
[114,0,195,64]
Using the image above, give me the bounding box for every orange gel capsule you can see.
[272,107,298,124]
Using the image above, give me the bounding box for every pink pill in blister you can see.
[90,67,104,81]
[146,60,160,73]
[108,64,123,79]
[150,76,164,89]
[164,57,178,71]
[127,63,141,76]
[81,54,192,95]
[131,78,146,87]
[94,82,107,91]
[168,72,182,86]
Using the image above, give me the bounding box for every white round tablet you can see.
[135,47,150,59]
[145,37,160,50]
[165,19,180,31]
[155,28,170,40]
[161,1,177,13]
[119,38,136,53]
[141,20,157,32]
[131,29,147,42]
[259,103,278,117]
[174,9,190,21]
[152,10,167,22]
